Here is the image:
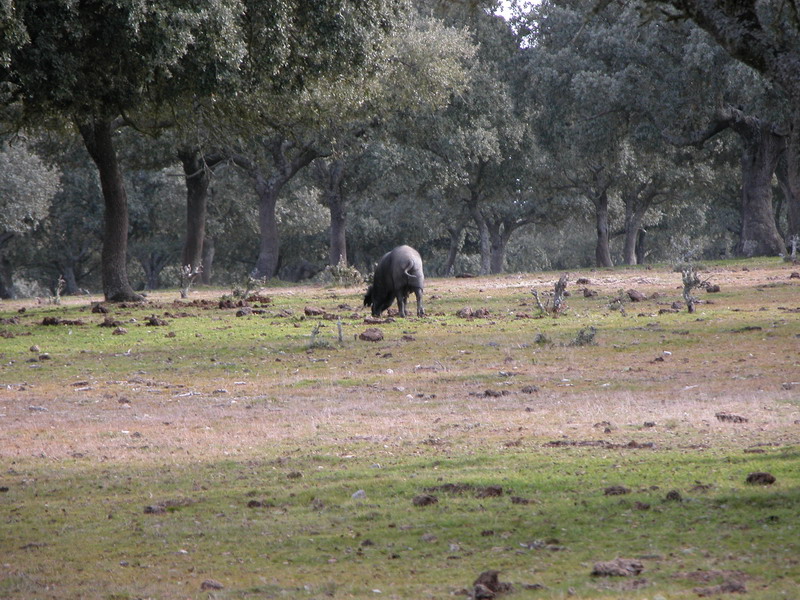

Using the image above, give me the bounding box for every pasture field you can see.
[1,259,799,599]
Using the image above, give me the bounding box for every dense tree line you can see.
[0,0,795,300]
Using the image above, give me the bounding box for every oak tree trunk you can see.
[594,189,613,267]
[442,225,465,276]
[0,234,14,299]
[252,173,281,279]
[201,236,215,284]
[736,123,785,256]
[78,119,142,302]
[178,148,211,274]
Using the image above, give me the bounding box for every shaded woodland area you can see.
[1,0,798,300]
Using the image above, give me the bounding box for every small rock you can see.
[200,579,224,591]
[112,327,128,335]
[627,289,646,302]
[29,345,40,353]
[352,489,367,500]
[583,288,598,297]
[665,490,683,502]
[604,485,630,496]
[705,284,721,293]
[694,581,747,596]
[643,421,656,427]
[473,570,513,595]
[304,306,325,316]
[456,307,474,318]
[789,272,800,279]
[715,412,748,423]
[412,494,438,507]
[359,328,384,342]
[591,558,644,577]
[521,385,539,394]
[746,472,775,485]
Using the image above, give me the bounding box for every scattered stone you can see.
[359,328,384,342]
[287,471,303,479]
[706,284,721,293]
[351,489,367,500]
[643,421,656,428]
[604,485,631,496]
[412,494,438,507]
[112,327,128,335]
[421,533,438,543]
[247,500,263,508]
[457,307,474,318]
[746,472,776,485]
[627,289,646,302]
[99,317,124,328]
[475,485,503,498]
[715,412,748,423]
[789,272,800,279]
[235,307,253,317]
[591,558,644,577]
[474,308,491,318]
[576,277,590,284]
[473,570,513,597]
[521,385,539,394]
[510,496,530,505]
[694,581,747,596]
[145,315,168,326]
[304,306,325,316]
[665,490,683,502]
[91,303,109,313]
[634,501,651,510]
[583,288,598,297]
[200,579,224,591]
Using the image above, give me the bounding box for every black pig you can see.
[363,245,425,318]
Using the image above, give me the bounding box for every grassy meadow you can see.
[1,259,799,599]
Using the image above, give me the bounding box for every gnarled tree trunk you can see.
[735,119,785,256]
[178,147,215,276]
[78,118,142,302]
[594,189,613,267]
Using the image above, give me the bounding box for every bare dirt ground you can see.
[2,261,798,464]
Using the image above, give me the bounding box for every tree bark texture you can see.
[78,119,143,302]
[239,139,320,280]
[735,119,785,256]
[588,166,614,267]
[252,172,281,279]
[442,225,465,276]
[594,190,613,267]
[782,111,800,242]
[0,234,14,298]
[622,183,658,266]
[178,147,212,274]
[201,236,215,284]
[315,160,347,266]
[471,207,491,275]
